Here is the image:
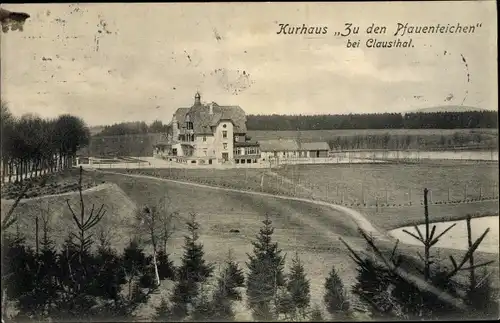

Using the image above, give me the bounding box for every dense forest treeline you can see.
[246,111,498,131]
[92,111,498,137]
[0,102,90,183]
[96,121,171,137]
[327,132,497,151]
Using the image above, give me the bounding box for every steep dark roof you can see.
[173,102,247,134]
[259,139,300,152]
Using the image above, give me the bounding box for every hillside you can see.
[1,182,138,251]
[2,169,498,320]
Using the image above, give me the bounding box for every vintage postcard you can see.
[1,1,498,322]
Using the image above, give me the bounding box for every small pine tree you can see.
[282,252,311,319]
[218,255,246,302]
[157,249,176,281]
[191,286,215,322]
[119,238,156,319]
[208,255,246,321]
[177,213,214,283]
[90,243,126,302]
[464,268,499,319]
[169,278,197,321]
[154,297,171,322]
[170,213,213,320]
[246,214,286,321]
[310,304,324,322]
[324,266,350,320]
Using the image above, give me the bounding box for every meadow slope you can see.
[2,170,498,319]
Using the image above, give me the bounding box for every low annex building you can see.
[154,92,260,165]
[259,139,330,161]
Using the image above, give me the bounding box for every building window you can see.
[234,136,239,142]
[172,148,177,156]
[235,159,240,164]
[223,143,228,150]
[247,159,251,164]
[283,152,286,157]
[223,131,227,138]
[186,122,193,130]
[203,136,206,142]
[241,159,246,164]
[253,159,257,163]
[223,124,227,128]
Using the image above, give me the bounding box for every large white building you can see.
[154,93,260,165]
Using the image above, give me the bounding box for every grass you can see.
[275,163,499,207]
[90,171,499,317]
[111,163,499,231]
[112,167,301,197]
[0,181,137,251]
[2,168,498,320]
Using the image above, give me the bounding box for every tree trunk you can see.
[1,287,7,323]
[152,247,161,287]
[150,228,161,287]
[15,162,20,182]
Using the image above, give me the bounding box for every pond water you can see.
[389,216,499,254]
[330,150,498,161]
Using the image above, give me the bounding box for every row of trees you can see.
[96,121,171,137]
[1,169,498,322]
[91,111,497,138]
[0,102,90,183]
[327,132,497,151]
[246,111,498,130]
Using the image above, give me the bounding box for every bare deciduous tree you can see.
[134,196,180,286]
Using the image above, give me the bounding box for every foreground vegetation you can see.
[1,169,498,322]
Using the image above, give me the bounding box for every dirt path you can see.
[95,169,389,242]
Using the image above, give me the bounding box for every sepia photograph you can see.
[1,1,498,322]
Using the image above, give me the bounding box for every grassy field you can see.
[111,167,306,198]
[1,182,137,251]
[275,163,499,207]
[113,162,499,231]
[2,167,499,320]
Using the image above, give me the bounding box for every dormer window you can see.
[186,122,193,130]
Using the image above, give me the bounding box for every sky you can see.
[1,2,497,126]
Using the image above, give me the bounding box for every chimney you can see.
[194,91,201,105]
[209,102,214,115]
